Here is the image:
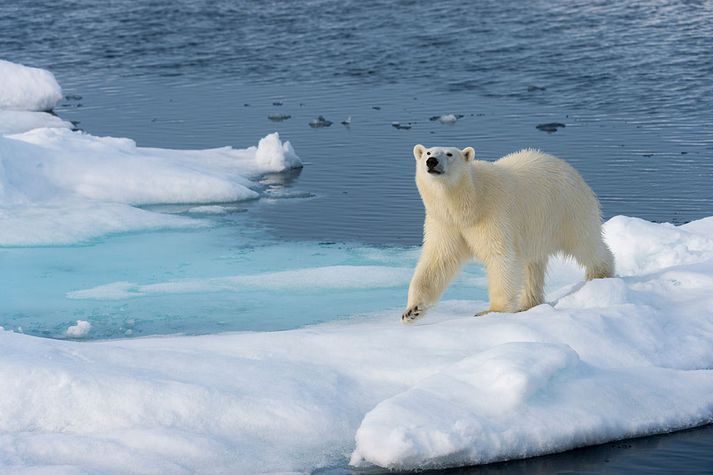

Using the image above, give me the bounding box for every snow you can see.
[1,215,713,473]
[0,59,63,111]
[65,320,91,338]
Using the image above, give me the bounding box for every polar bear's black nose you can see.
[426,157,438,169]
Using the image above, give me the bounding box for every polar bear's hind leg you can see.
[519,259,546,311]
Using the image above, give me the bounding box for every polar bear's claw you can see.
[401,305,423,323]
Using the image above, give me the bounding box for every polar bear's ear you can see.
[413,144,426,160]
[462,147,475,161]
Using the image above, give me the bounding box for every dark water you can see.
[2,0,713,472]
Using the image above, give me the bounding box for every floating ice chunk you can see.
[267,114,291,122]
[430,114,461,124]
[309,115,332,128]
[437,113,458,124]
[254,132,302,172]
[0,60,63,111]
[65,320,91,338]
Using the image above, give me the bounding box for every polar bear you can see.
[402,145,614,322]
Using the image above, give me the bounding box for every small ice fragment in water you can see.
[341,116,352,126]
[273,101,283,106]
[391,122,412,130]
[309,116,332,128]
[66,320,91,338]
[268,114,291,122]
[437,114,458,124]
[536,122,566,133]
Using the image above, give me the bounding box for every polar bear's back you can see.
[495,149,594,201]
[491,149,602,257]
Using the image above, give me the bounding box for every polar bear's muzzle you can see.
[426,157,443,174]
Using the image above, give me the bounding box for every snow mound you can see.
[604,215,713,276]
[1,216,713,473]
[350,342,712,470]
[0,129,301,246]
[254,132,302,171]
[0,59,63,111]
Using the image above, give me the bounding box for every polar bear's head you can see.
[413,144,475,182]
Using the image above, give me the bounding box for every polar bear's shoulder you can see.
[497,148,551,164]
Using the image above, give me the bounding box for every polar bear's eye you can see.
[447,152,453,157]
[426,152,431,155]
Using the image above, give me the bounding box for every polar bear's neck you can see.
[418,160,500,227]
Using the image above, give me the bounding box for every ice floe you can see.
[1,215,712,473]
[0,60,302,246]
[0,129,300,245]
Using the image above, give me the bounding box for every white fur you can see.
[402,145,614,322]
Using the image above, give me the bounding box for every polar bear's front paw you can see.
[402,305,424,323]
